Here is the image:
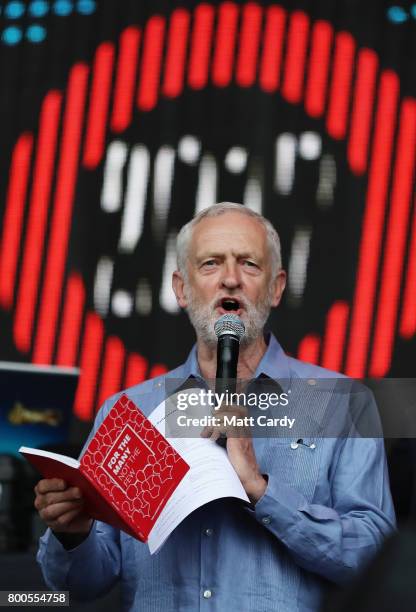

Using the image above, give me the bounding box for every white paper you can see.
[147,392,249,554]
[19,446,80,469]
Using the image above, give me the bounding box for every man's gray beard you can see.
[184,286,273,348]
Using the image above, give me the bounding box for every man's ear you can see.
[172,270,188,308]
[270,269,287,308]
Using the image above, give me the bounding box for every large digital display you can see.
[0,1,415,420]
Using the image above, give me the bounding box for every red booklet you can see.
[20,394,190,542]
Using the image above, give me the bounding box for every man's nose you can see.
[220,262,241,289]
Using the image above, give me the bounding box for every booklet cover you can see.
[22,390,250,553]
[20,394,190,542]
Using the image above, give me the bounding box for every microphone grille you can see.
[214,314,245,341]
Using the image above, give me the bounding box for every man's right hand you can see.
[34,478,93,534]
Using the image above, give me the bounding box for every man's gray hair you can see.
[176,202,282,277]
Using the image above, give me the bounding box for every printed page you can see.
[147,392,249,554]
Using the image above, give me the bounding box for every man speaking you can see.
[34,203,395,611]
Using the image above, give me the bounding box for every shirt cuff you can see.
[40,521,97,560]
[245,473,307,539]
[51,517,95,550]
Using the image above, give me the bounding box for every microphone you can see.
[214,314,245,446]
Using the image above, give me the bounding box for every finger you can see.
[212,404,233,414]
[213,417,229,434]
[40,500,84,523]
[217,403,247,412]
[35,479,67,495]
[201,423,225,441]
[209,428,221,442]
[49,507,86,531]
[210,418,229,439]
[44,488,83,508]
[35,487,82,510]
[214,406,248,416]
[62,486,82,500]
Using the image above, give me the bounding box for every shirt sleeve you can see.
[37,521,121,599]
[36,396,123,597]
[246,435,396,585]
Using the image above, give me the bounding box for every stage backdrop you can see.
[0,0,415,421]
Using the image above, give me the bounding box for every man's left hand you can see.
[201,404,267,503]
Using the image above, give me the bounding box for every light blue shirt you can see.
[37,335,396,611]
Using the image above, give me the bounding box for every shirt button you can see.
[203,589,212,599]
[261,516,271,525]
[204,528,214,537]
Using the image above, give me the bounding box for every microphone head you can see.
[214,313,245,342]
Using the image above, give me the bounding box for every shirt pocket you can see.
[256,437,321,502]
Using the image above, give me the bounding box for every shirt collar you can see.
[173,332,291,392]
[253,332,291,384]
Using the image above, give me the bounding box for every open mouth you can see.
[218,298,242,313]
